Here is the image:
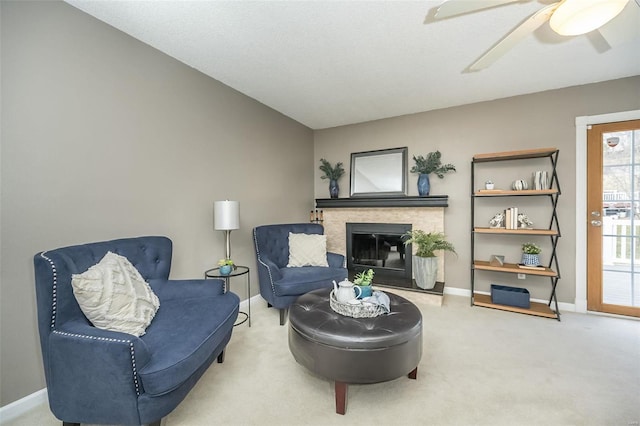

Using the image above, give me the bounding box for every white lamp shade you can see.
[550,0,629,36]
[214,201,240,230]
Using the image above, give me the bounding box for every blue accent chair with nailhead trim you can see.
[253,223,347,325]
[34,236,240,426]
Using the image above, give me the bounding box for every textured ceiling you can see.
[65,0,640,129]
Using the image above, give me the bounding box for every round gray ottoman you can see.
[288,287,423,414]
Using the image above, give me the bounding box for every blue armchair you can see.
[253,223,347,325]
[33,236,240,426]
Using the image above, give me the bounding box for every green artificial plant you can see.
[410,151,456,178]
[353,269,375,286]
[521,242,542,254]
[319,158,345,181]
[403,230,456,258]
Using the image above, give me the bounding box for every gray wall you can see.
[3,0,639,411]
[0,1,313,406]
[315,76,640,304]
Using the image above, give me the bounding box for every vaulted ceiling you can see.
[66,0,640,129]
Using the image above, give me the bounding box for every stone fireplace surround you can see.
[315,196,448,284]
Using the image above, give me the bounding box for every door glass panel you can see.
[602,130,639,307]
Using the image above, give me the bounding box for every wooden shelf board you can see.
[473,293,558,319]
[474,227,558,236]
[474,189,558,197]
[473,260,557,277]
[473,148,558,162]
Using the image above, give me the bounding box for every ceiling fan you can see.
[434,0,640,71]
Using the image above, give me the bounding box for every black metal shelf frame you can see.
[470,149,561,321]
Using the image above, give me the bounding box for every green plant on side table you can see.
[319,158,345,199]
[353,268,374,298]
[410,151,456,196]
[403,230,456,290]
[521,242,541,266]
[218,258,235,276]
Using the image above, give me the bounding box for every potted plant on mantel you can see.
[319,158,345,199]
[403,230,456,290]
[410,151,456,196]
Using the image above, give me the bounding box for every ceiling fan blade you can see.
[435,0,524,19]
[595,1,640,48]
[468,2,560,71]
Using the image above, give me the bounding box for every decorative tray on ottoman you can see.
[329,290,387,318]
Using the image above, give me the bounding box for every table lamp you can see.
[214,200,240,260]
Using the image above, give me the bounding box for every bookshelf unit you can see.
[471,148,561,320]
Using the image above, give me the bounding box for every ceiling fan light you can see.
[550,0,629,36]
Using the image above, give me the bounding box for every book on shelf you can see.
[504,207,518,229]
[517,263,545,270]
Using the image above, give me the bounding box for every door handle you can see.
[591,220,602,227]
[591,211,601,217]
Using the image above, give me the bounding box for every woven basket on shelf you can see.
[329,290,386,318]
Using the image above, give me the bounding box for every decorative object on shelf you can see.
[485,180,494,190]
[410,151,456,196]
[218,258,235,276]
[518,213,534,229]
[489,212,505,228]
[489,255,505,267]
[403,229,456,289]
[353,268,374,298]
[310,209,324,223]
[533,171,549,190]
[332,279,362,303]
[521,242,541,266]
[319,158,345,199]
[504,207,519,229]
[214,200,240,262]
[512,179,528,190]
[491,284,530,309]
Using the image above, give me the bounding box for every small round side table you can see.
[205,266,251,327]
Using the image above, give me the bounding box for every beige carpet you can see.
[6,293,640,426]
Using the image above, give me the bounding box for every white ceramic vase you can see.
[413,255,438,290]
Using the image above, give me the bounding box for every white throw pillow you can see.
[71,251,160,337]
[287,232,329,267]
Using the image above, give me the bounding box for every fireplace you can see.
[316,196,447,294]
[346,223,412,286]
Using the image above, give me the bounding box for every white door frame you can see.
[575,109,640,313]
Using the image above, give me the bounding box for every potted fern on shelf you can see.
[410,151,456,196]
[403,230,456,289]
[319,158,345,199]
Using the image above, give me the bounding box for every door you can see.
[587,119,640,317]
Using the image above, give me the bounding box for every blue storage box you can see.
[491,284,530,308]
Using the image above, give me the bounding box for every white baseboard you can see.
[444,286,470,297]
[0,388,48,424]
[575,298,587,313]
